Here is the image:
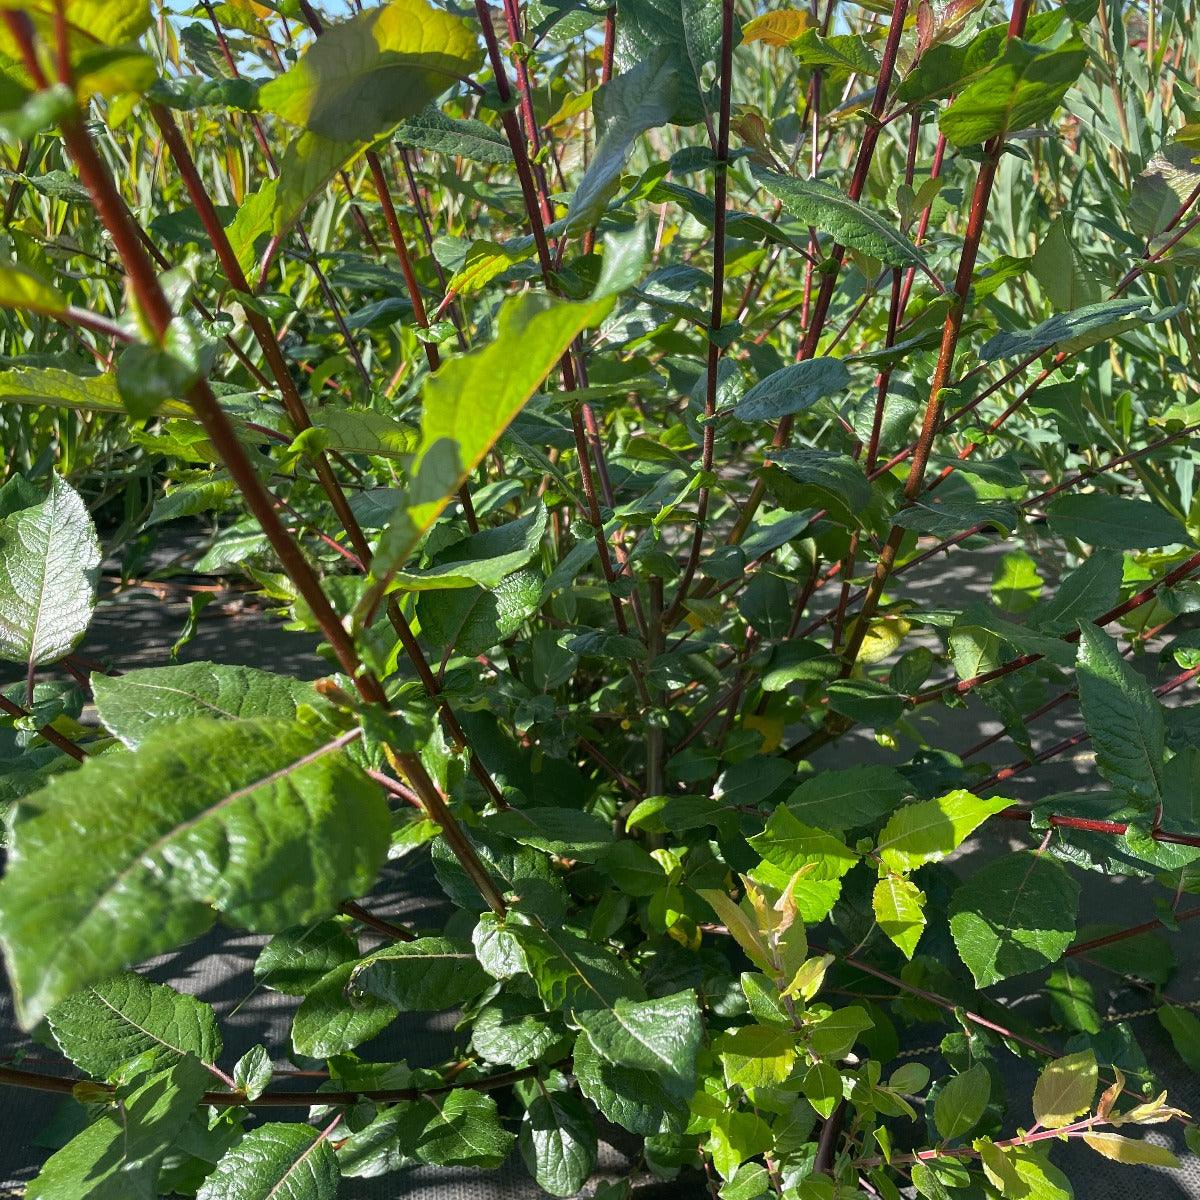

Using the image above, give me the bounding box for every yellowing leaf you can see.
[697,889,773,973]
[447,240,534,297]
[1082,1132,1181,1168]
[715,1023,797,1089]
[743,713,783,752]
[852,615,912,665]
[1032,1049,1097,1129]
[0,262,68,320]
[782,953,833,1001]
[546,88,595,126]
[742,9,812,46]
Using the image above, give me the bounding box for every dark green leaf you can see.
[0,719,388,1027]
[949,851,1080,987]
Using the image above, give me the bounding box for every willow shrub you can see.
[1,0,1199,1196]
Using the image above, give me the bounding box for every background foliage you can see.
[1,0,1200,1196]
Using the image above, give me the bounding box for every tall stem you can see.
[663,0,735,626]
[7,10,504,916]
[837,0,1033,673]
[151,104,504,809]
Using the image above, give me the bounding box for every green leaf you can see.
[1082,1132,1180,1168]
[980,298,1167,361]
[116,322,204,420]
[394,1089,516,1168]
[396,105,513,164]
[226,131,368,276]
[92,661,320,749]
[309,407,417,458]
[939,36,1087,146]
[1158,1004,1200,1072]
[416,565,543,656]
[1047,494,1188,551]
[1046,965,1101,1034]
[518,1077,598,1197]
[825,679,905,725]
[291,960,399,1057]
[785,766,910,832]
[233,1044,273,1101]
[614,0,723,125]
[1030,549,1122,635]
[363,292,613,617]
[0,473,100,669]
[488,805,614,862]
[715,1022,798,1089]
[572,1028,688,1134]
[1076,624,1165,809]
[47,972,221,1080]
[393,506,547,592]
[873,876,926,958]
[876,790,1012,873]
[791,28,880,74]
[808,1005,873,1058]
[258,0,482,142]
[753,168,926,267]
[254,920,359,996]
[762,447,869,524]
[496,920,645,1013]
[0,261,69,319]
[0,365,190,416]
[576,989,702,1096]
[27,1055,209,1200]
[1032,215,1100,311]
[471,992,570,1066]
[802,1061,842,1119]
[748,805,859,881]
[893,497,1018,539]
[707,1110,773,1180]
[949,851,1080,987]
[567,50,679,230]
[0,718,388,1027]
[352,936,489,1010]
[147,478,233,527]
[196,1121,340,1200]
[730,358,851,422]
[1032,1049,1097,1128]
[934,1063,990,1140]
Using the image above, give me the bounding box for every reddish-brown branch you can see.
[339,900,417,942]
[975,663,1200,791]
[151,104,503,811]
[1067,905,1200,958]
[999,808,1200,849]
[8,8,505,917]
[722,0,911,552]
[0,1060,548,1109]
[0,693,87,762]
[915,553,1200,709]
[663,0,735,626]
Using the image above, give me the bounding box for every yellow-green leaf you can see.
[741,8,812,45]
[876,790,1012,873]
[259,0,482,141]
[1032,1049,1097,1129]
[873,876,926,959]
[359,291,613,623]
[1082,1132,1181,1168]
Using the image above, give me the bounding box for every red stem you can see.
[7,8,505,917]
